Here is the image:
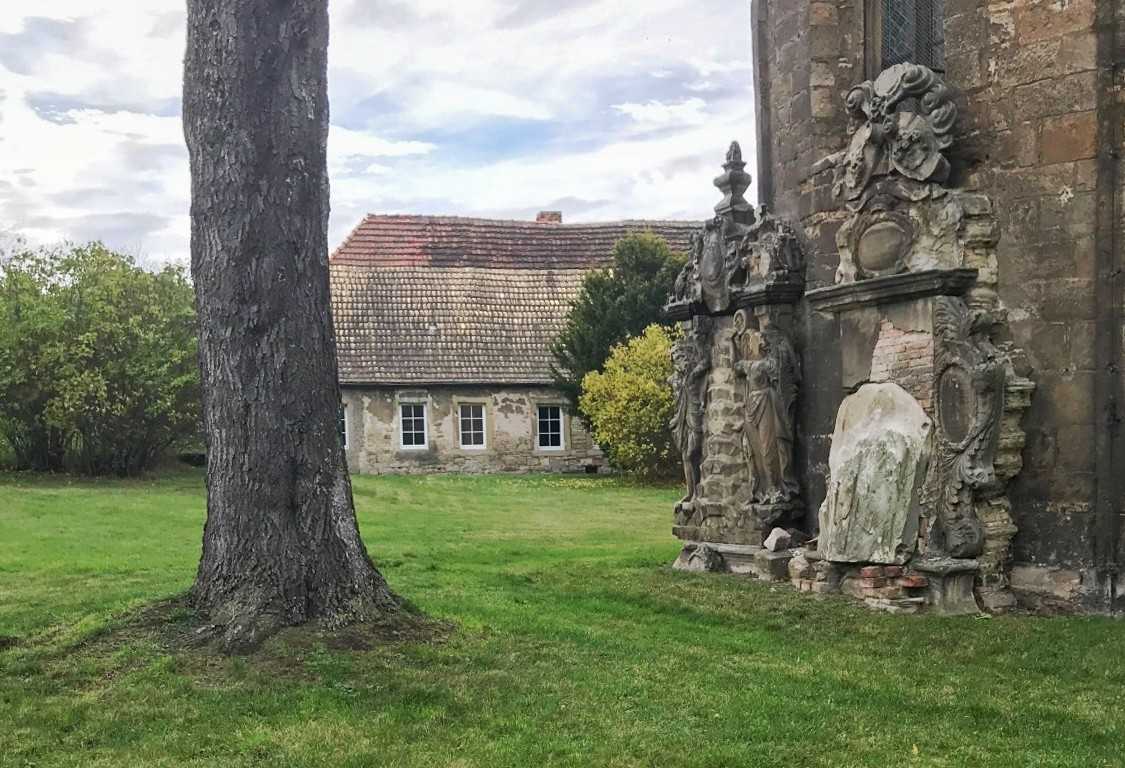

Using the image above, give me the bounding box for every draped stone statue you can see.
[669,320,711,511]
[732,312,800,506]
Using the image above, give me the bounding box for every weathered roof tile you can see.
[330,215,697,385]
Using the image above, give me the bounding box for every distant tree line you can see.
[0,243,200,476]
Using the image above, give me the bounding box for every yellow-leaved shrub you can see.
[580,324,678,479]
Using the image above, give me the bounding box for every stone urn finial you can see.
[714,140,753,221]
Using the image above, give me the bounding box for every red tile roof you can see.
[330,214,698,385]
[330,214,699,270]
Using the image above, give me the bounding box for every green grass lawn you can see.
[1,470,1123,767]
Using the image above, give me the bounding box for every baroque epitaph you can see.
[806,64,1035,613]
[667,143,807,574]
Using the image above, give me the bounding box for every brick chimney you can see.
[536,210,562,224]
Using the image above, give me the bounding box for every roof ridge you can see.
[358,213,700,228]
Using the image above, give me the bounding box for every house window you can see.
[869,0,945,73]
[537,405,564,450]
[400,403,427,449]
[338,404,348,449]
[459,404,486,449]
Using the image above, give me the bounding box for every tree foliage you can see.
[580,324,679,478]
[0,243,200,475]
[550,232,685,413]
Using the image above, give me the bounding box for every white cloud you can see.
[329,128,436,160]
[613,98,709,129]
[0,0,756,262]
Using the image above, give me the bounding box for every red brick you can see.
[897,575,929,589]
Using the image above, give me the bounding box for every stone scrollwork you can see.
[931,296,1007,559]
[733,212,806,297]
[826,64,968,285]
[836,63,957,204]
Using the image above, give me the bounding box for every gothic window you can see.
[338,404,348,449]
[869,0,945,73]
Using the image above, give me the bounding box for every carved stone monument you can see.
[806,64,1035,614]
[668,142,807,576]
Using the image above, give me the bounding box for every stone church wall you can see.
[341,385,604,475]
[752,0,1123,611]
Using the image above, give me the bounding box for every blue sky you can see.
[0,1,755,264]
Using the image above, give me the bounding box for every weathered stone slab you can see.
[818,383,933,564]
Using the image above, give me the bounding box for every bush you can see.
[0,243,200,475]
[551,232,685,415]
[579,324,678,479]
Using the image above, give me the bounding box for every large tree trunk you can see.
[182,0,397,652]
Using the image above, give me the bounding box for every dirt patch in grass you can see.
[275,611,456,652]
[0,635,18,651]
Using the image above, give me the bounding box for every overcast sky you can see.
[0,1,755,265]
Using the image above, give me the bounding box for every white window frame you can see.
[536,404,565,452]
[399,401,428,450]
[458,403,487,450]
[338,403,348,450]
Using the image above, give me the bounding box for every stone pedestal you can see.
[913,558,982,616]
[753,549,793,582]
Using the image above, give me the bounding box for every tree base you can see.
[189,583,402,654]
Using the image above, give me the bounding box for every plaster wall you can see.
[340,385,605,475]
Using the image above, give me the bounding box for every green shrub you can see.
[551,233,685,415]
[0,243,200,475]
[579,324,678,479]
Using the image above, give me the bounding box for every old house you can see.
[732,0,1123,611]
[330,213,697,475]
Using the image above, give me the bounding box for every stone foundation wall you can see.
[341,385,605,475]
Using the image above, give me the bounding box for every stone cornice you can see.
[805,268,978,314]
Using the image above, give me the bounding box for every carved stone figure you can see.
[732,312,800,506]
[670,318,712,511]
[672,231,703,306]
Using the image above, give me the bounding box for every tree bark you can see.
[182,0,397,652]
